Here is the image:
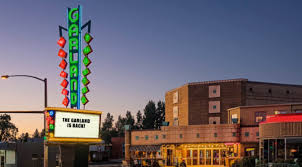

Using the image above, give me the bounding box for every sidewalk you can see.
[89,159,122,167]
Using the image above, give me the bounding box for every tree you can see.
[115,115,126,137]
[155,101,165,129]
[115,111,135,136]
[135,110,143,129]
[125,111,135,127]
[40,129,45,138]
[101,113,114,144]
[18,132,29,142]
[32,129,40,138]
[142,101,157,129]
[0,114,18,142]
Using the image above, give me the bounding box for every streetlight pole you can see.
[1,75,47,108]
[1,74,48,167]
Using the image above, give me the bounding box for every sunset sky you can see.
[0,0,301,135]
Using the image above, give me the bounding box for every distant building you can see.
[111,137,125,159]
[0,140,59,167]
[124,79,302,167]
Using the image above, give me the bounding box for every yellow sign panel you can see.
[246,148,255,151]
[45,107,102,143]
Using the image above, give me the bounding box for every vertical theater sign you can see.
[45,5,101,143]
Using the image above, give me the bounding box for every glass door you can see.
[205,149,211,165]
[0,156,4,167]
[199,150,205,165]
[192,150,198,165]
[213,149,219,165]
[186,150,192,165]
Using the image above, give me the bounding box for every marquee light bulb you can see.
[62,97,69,106]
[81,95,89,105]
[82,68,91,76]
[61,79,68,88]
[49,124,54,130]
[82,77,90,86]
[83,56,91,66]
[58,49,67,58]
[57,37,66,48]
[62,88,69,96]
[49,110,55,117]
[82,86,89,94]
[59,59,67,69]
[84,33,93,44]
[83,45,93,55]
[60,71,68,78]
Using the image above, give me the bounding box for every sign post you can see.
[52,5,98,167]
[44,107,102,167]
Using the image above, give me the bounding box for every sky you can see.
[0,0,301,135]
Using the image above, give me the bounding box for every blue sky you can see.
[0,0,301,134]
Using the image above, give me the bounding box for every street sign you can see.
[45,107,102,143]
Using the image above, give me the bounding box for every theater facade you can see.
[124,79,302,167]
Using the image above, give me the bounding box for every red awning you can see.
[261,113,302,124]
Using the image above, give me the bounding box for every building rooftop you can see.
[166,78,302,94]
[228,103,302,111]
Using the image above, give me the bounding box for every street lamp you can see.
[1,75,47,107]
[1,74,48,167]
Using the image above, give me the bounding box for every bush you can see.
[232,156,257,167]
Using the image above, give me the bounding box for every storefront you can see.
[129,145,162,166]
[161,143,240,167]
[259,113,302,163]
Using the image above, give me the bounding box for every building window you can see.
[231,114,238,124]
[179,134,183,138]
[209,85,220,98]
[162,134,166,139]
[232,132,236,137]
[145,135,149,140]
[249,87,253,92]
[268,89,272,94]
[173,91,178,104]
[296,110,302,113]
[214,133,217,137]
[245,132,249,137]
[209,117,220,124]
[209,101,220,113]
[155,135,159,140]
[135,136,139,140]
[286,90,290,94]
[196,133,200,138]
[173,119,179,126]
[255,112,266,123]
[256,132,259,137]
[173,106,179,126]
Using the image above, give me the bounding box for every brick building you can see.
[165,78,302,126]
[124,79,302,167]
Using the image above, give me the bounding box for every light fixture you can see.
[1,75,9,79]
